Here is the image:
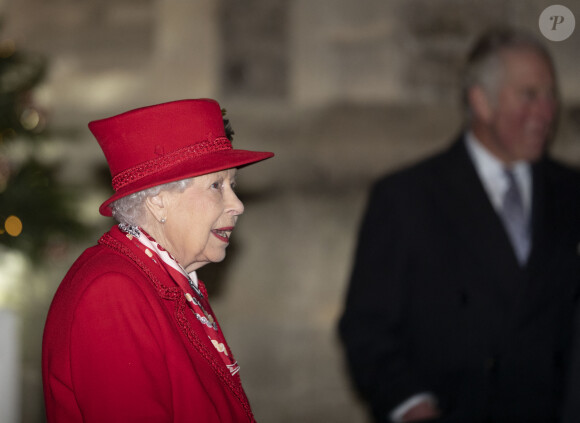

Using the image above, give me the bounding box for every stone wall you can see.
[221,0,289,98]
[5,0,579,113]
[290,0,580,106]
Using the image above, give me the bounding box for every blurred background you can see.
[0,0,579,422]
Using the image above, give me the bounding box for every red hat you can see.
[89,99,274,216]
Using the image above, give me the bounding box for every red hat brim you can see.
[99,148,274,216]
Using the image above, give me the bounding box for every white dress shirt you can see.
[464,131,532,216]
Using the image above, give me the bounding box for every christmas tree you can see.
[0,36,87,261]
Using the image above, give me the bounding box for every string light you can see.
[20,108,41,131]
[4,215,22,237]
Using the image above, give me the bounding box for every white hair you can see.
[461,27,555,123]
[110,178,194,226]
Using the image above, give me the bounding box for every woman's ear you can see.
[468,85,493,123]
[145,193,167,223]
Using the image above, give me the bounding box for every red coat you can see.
[42,225,255,422]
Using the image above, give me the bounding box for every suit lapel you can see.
[512,160,563,318]
[428,139,524,291]
[424,139,541,355]
[526,161,548,271]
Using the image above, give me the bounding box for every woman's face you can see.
[161,168,244,272]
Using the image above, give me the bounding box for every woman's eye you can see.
[211,182,221,189]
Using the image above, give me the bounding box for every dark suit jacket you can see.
[339,138,580,423]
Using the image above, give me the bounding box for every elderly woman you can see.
[42,99,273,422]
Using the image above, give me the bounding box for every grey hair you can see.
[461,27,555,122]
[110,178,194,226]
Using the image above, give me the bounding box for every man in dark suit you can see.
[339,27,580,423]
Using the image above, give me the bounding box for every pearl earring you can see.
[160,217,166,224]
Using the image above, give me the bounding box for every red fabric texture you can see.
[88,99,274,216]
[42,225,255,422]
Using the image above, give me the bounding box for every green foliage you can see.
[0,158,87,260]
[0,40,89,261]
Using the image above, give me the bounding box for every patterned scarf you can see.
[118,223,240,376]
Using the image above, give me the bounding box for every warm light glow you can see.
[20,108,41,131]
[4,216,22,237]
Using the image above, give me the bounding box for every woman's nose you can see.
[228,190,244,216]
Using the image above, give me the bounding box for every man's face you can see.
[477,49,558,164]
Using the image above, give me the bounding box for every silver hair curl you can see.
[461,27,555,123]
[110,178,194,226]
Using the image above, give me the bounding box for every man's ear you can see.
[468,86,493,123]
[145,193,167,223]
